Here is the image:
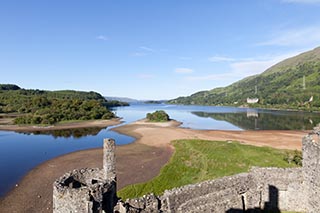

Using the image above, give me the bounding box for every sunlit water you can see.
[0,103,320,197]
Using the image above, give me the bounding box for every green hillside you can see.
[169,47,320,110]
[0,84,127,125]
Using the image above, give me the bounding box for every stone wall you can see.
[161,173,253,212]
[121,167,305,212]
[53,168,116,213]
[302,132,320,213]
[249,167,305,212]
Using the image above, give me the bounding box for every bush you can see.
[102,111,115,120]
[146,110,170,122]
[283,150,302,166]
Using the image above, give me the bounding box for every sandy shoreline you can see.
[0,119,309,212]
[0,118,122,132]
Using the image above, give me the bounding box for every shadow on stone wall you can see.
[227,185,280,213]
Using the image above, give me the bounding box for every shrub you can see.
[284,150,302,166]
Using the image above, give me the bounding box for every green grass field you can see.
[118,139,300,200]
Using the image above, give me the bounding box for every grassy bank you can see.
[118,139,300,200]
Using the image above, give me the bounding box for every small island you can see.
[146,110,170,122]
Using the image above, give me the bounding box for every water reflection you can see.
[16,127,105,138]
[192,110,320,130]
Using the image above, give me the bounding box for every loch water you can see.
[1,103,320,197]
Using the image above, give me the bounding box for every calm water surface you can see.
[0,103,320,197]
[115,103,320,130]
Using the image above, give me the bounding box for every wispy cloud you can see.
[139,46,154,52]
[230,51,303,76]
[208,56,235,62]
[257,27,320,47]
[132,52,147,57]
[187,51,303,82]
[186,73,235,81]
[175,68,194,74]
[282,0,320,4]
[132,46,155,57]
[96,35,109,41]
[230,59,279,76]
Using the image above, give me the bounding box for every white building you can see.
[247,98,259,104]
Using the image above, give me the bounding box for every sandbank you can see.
[0,119,309,212]
[0,118,121,132]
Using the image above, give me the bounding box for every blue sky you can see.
[1,0,320,100]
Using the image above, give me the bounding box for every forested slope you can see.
[0,84,127,125]
[169,47,320,110]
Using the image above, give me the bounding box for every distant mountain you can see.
[169,47,320,110]
[105,96,139,103]
[144,100,167,104]
[105,96,168,104]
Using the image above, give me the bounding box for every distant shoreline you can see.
[0,118,122,132]
[166,103,320,113]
